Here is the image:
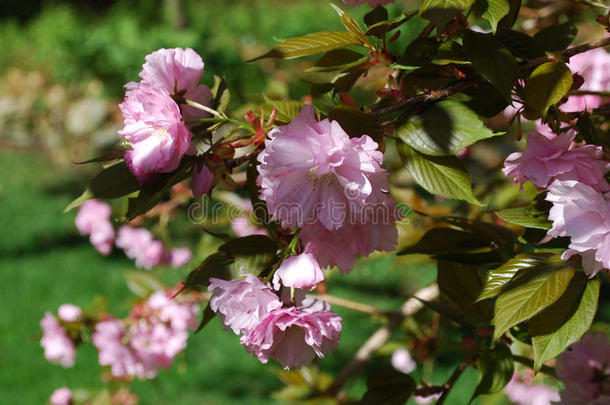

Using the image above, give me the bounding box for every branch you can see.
[371,36,610,118]
[308,293,387,317]
[436,357,471,405]
[324,284,440,398]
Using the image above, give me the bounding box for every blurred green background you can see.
[0,0,548,404]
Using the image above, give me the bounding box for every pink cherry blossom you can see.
[166,247,192,268]
[116,226,165,269]
[342,0,395,7]
[192,161,214,197]
[556,333,610,404]
[562,48,610,112]
[75,199,115,255]
[119,84,192,184]
[502,130,609,191]
[49,388,72,405]
[241,305,342,369]
[58,304,82,323]
[273,253,324,290]
[546,180,610,276]
[40,313,76,368]
[208,273,282,335]
[503,372,560,405]
[391,348,417,374]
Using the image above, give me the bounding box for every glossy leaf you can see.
[496,206,551,230]
[530,275,600,372]
[462,31,519,100]
[305,49,367,73]
[471,343,514,401]
[420,0,476,29]
[478,253,561,301]
[331,4,371,48]
[396,100,501,156]
[251,31,362,60]
[398,143,483,205]
[493,261,575,340]
[328,106,384,142]
[474,0,510,33]
[264,97,305,123]
[524,62,573,118]
[496,0,520,31]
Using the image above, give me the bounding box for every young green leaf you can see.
[474,0,510,33]
[493,262,575,340]
[305,49,368,73]
[471,343,514,401]
[331,4,371,48]
[420,0,476,30]
[364,5,388,26]
[496,206,551,230]
[530,274,600,372]
[263,97,305,123]
[250,31,363,60]
[396,100,502,155]
[524,62,573,118]
[397,143,484,205]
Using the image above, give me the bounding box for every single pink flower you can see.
[40,313,76,368]
[557,333,610,404]
[119,84,192,184]
[502,130,609,191]
[273,253,324,290]
[391,348,417,374]
[75,200,115,255]
[241,305,342,369]
[192,161,213,197]
[208,273,282,335]
[342,0,395,7]
[546,180,610,276]
[57,304,82,323]
[49,388,72,405]
[503,372,560,405]
[562,48,610,113]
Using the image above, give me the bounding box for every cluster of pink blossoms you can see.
[257,106,399,273]
[92,290,199,379]
[503,370,560,405]
[75,199,191,269]
[208,269,342,369]
[502,124,610,276]
[556,333,610,404]
[40,304,83,368]
[118,48,212,189]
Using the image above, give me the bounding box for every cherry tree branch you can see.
[324,284,440,398]
[371,36,610,118]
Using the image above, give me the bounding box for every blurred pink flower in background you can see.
[562,48,610,112]
[40,313,76,368]
[241,305,342,369]
[546,180,610,276]
[273,253,324,290]
[49,387,72,405]
[209,273,282,335]
[116,226,191,269]
[503,372,559,405]
[502,130,608,191]
[557,333,610,404]
[57,304,82,323]
[230,199,266,237]
[165,247,192,268]
[391,348,417,374]
[75,199,115,255]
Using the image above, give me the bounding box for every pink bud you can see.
[273,253,324,290]
[192,162,213,197]
[58,304,82,322]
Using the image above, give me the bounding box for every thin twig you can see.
[436,356,471,405]
[309,294,387,317]
[324,284,440,398]
[521,36,610,70]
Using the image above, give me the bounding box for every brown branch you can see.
[436,357,471,405]
[308,293,387,317]
[324,284,440,398]
[371,36,610,118]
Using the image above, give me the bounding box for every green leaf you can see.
[474,0,510,33]
[524,62,573,118]
[331,4,371,48]
[365,12,416,38]
[396,100,501,156]
[493,261,575,340]
[530,274,600,372]
[359,368,415,405]
[251,31,362,60]
[496,0,520,31]
[364,5,388,26]
[495,30,545,60]
[471,343,514,401]
[328,106,384,142]
[478,253,560,301]
[218,235,279,277]
[397,143,484,205]
[496,206,551,230]
[442,216,515,252]
[462,31,519,100]
[195,303,216,333]
[211,75,230,114]
[75,140,131,164]
[398,227,491,255]
[264,97,305,123]
[437,261,491,321]
[534,22,577,53]
[305,49,367,73]
[420,0,476,29]
[64,161,141,212]
[184,252,233,289]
